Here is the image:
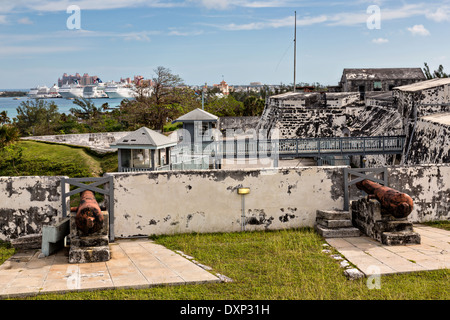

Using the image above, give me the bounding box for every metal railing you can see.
[172,135,406,159]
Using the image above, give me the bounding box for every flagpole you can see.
[293,11,297,93]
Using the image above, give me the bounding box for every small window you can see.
[374,81,382,91]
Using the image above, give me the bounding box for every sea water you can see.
[0,96,126,120]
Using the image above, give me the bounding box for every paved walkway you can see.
[0,239,220,299]
[326,224,450,275]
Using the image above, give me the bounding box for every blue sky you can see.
[0,0,449,89]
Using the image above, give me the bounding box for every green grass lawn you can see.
[0,140,118,178]
[9,226,448,301]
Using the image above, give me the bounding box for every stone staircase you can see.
[314,210,361,238]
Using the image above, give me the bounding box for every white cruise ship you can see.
[83,85,107,99]
[59,83,84,99]
[48,85,61,98]
[104,83,137,99]
[28,87,39,98]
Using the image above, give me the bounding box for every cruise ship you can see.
[83,84,107,99]
[104,83,137,99]
[59,83,84,99]
[28,86,54,99]
[48,85,61,98]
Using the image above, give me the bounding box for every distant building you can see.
[58,73,98,86]
[339,68,426,96]
[213,80,231,96]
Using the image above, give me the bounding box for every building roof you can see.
[421,112,450,126]
[110,127,177,149]
[172,108,218,123]
[394,78,450,92]
[341,68,426,81]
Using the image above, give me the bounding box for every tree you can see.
[0,111,11,125]
[0,124,19,149]
[243,96,265,116]
[424,62,448,79]
[15,99,60,136]
[205,95,244,117]
[121,66,200,131]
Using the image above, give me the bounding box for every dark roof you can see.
[110,127,176,149]
[172,108,218,123]
[341,68,426,81]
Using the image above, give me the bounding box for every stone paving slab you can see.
[0,239,221,299]
[326,224,450,276]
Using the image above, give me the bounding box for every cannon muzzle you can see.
[356,179,414,219]
[74,190,104,235]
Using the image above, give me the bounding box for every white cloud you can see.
[426,7,450,22]
[372,38,388,44]
[407,24,430,36]
[18,17,33,25]
[0,15,7,24]
[218,14,327,31]
[0,45,82,56]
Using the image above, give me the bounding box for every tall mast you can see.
[293,11,297,93]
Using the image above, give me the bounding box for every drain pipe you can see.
[237,188,250,231]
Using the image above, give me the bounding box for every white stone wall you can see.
[388,164,450,222]
[0,176,67,241]
[106,167,347,238]
[21,132,131,153]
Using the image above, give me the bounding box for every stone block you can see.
[317,210,351,220]
[316,218,353,228]
[381,231,421,246]
[315,224,361,238]
[70,235,109,247]
[351,198,421,245]
[69,246,110,264]
[11,234,42,250]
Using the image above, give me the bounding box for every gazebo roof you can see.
[172,108,218,123]
[110,127,177,149]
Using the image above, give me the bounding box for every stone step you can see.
[315,224,361,238]
[381,231,421,246]
[316,218,353,229]
[317,210,351,221]
[69,245,110,264]
[70,235,109,247]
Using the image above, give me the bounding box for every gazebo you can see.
[172,108,219,144]
[110,127,177,172]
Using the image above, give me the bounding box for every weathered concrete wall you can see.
[0,176,66,241]
[388,165,450,222]
[106,167,347,238]
[0,164,448,241]
[405,116,450,165]
[21,132,131,153]
[257,92,361,139]
[219,117,260,134]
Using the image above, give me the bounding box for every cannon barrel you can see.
[74,190,104,235]
[356,179,414,219]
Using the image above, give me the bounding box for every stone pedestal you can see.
[69,211,110,263]
[315,210,361,238]
[351,198,421,246]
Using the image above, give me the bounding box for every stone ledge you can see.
[315,224,361,238]
[69,245,111,264]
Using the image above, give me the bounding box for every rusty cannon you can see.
[71,190,104,235]
[356,179,414,219]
